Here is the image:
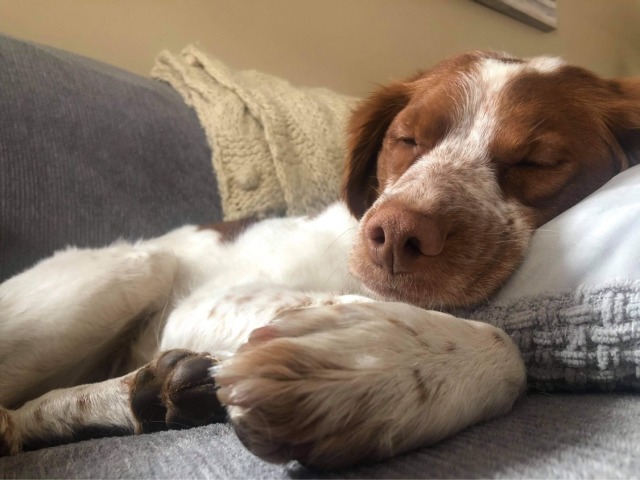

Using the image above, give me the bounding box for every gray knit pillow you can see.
[465,280,640,391]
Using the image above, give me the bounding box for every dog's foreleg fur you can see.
[0,373,136,455]
[216,302,527,468]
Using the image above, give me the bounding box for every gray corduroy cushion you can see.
[1,392,639,478]
[0,33,221,282]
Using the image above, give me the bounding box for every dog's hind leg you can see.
[0,241,179,408]
[0,349,223,456]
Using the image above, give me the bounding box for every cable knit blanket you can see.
[152,46,357,220]
[152,49,639,392]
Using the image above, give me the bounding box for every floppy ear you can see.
[342,82,412,218]
[605,77,640,168]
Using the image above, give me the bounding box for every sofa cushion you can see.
[1,392,639,478]
[0,34,221,282]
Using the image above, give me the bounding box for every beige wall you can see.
[0,0,639,96]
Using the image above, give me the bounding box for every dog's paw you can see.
[0,407,21,457]
[215,302,525,469]
[130,349,226,433]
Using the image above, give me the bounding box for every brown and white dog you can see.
[1,51,639,468]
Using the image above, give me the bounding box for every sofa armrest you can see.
[0,34,221,281]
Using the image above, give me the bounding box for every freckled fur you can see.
[412,368,430,402]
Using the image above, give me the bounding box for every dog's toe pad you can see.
[130,350,225,433]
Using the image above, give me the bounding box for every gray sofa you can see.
[1,34,639,478]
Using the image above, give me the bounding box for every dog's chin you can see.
[353,269,465,309]
[351,260,512,310]
[357,279,436,308]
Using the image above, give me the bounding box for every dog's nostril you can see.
[404,236,422,257]
[367,226,386,246]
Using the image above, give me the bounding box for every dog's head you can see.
[344,51,640,308]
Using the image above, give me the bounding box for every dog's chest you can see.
[200,202,361,293]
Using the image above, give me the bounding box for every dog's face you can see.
[344,51,640,308]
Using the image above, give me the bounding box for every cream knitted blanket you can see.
[152,46,357,220]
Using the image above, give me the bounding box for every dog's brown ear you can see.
[342,82,412,218]
[605,77,640,168]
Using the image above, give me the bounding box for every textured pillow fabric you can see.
[496,164,640,300]
[0,34,221,282]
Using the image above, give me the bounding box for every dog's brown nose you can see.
[365,202,446,274]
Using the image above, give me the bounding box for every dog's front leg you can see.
[215,302,526,469]
[0,349,224,456]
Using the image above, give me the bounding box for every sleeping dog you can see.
[1,51,639,468]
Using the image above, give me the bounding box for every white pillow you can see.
[496,164,640,300]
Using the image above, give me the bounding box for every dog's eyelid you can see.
[397,136,418,146]
[517,155,561,169]
[518,157,539,167]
